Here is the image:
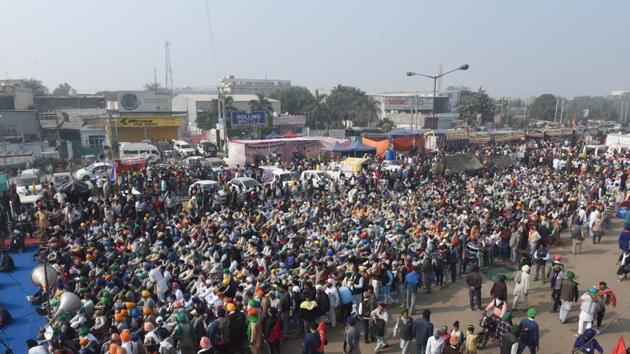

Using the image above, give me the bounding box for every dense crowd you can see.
[2,139,630,354]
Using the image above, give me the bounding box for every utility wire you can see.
[570,301,630,353]
[203,0,220,82]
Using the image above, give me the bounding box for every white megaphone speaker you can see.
[31,264,59,290]
[50,291,81,321]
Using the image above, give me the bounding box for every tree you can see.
[454,88,496,127]
[52,82,75,95]
[509,114,528,129]
[306,90,331,130]
[378,117,396,132]
[565,96,619,122]
[529,94,557,121]
[270,86,315,115]
[143,82,162,91]
[21,78,49,95]
[326,85,379,128]
[248,93,274,127]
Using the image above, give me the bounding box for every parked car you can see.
[197,140,218,157]
[206,157,228,172]
[51,172,72,188]
[229,177,262,194]
[188,180,226,202]
[181,156,205,169]
[16,169,43,196]
[301,170,332,189]
[382,160,403,172]
[75,162,112,181]
[173,140,196,158]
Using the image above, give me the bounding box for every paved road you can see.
[283,219,629,354]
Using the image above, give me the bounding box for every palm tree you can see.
[307,90,330,130]
[249,93,274,127]
[363,97,380,127]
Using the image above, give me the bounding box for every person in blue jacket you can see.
[573,328,603,353]
[516,307,539,354]
[302,322,321,354]
[618,226,630,251]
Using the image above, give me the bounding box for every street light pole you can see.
[407,64,469,129]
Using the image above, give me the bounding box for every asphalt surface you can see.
[283,218,630,354]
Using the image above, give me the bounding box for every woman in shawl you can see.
[247,307,263,354]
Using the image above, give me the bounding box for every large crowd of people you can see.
[2,138,629,354]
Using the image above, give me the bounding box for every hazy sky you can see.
[2,0,628,98]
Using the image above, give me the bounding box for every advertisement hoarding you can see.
[117,115,182,128]
[230,111,266,127]
[117,91,172,112]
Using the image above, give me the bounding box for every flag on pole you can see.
[612,335,626,354]
[109,161,117,183]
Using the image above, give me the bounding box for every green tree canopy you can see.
[21,78,49,95]
[270,86,315,115]
[249,93,274,127]
[454,88,496,127]
[565,96,619,122]
[529,94,557,121]
[325,85,379,128]
[52,82,75,95]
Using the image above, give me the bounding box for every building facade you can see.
[219,75,291,96]
[171,93,281,134]
[0,80,34,110]
[369,92,451,129]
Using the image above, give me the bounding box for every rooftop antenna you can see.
[165,41,174,91]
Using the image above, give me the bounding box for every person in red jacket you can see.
[595,281,617,329]
[317,320,327,353]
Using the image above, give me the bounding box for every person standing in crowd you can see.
[548,256,565,313]
[413,309,434,354]
[392,308,414,354]
[465,265,483,311]
[462,325,477,354]
[449,321,465,352]
[594,281,617,329]
[532,244,550,283]
[343,316,359,354]
[404,265,420,315]
[425,329,446,354]
[571,220,584,255]
[619,226,630,252]
[490,274,508,303]
[443,335,462,354]
[496,311,513,345]
[303,323,321,354]
[370,303,389,352]
[513,265,531,311]
[500,324,520,354]
[617,248,630,281]
[358,289,376,344]
[559,270,580,324]
[577,287,598,336]
[517,308,539,354]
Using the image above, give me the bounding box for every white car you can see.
[382,160,403,172]
[51,172,72,188]
[301,170,332,189]
[228,177,262,194]
[75,162,112,181]
[206,157,228,172]
[188,180,226,201]
[173,140,196,158]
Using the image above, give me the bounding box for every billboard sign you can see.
[382,96,433,111]
[230,111,266,127]
[117,115,181,128]
[117,91,172,112]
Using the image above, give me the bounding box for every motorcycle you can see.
[477,311,498,349]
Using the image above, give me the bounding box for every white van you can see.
[119,142,161,163]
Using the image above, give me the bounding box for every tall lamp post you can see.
[406,64,469,128]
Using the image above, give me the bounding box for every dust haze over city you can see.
[1,1,630,354]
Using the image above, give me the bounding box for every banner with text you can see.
[230,111,266,127]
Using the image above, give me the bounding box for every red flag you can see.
[612,335,626,354]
